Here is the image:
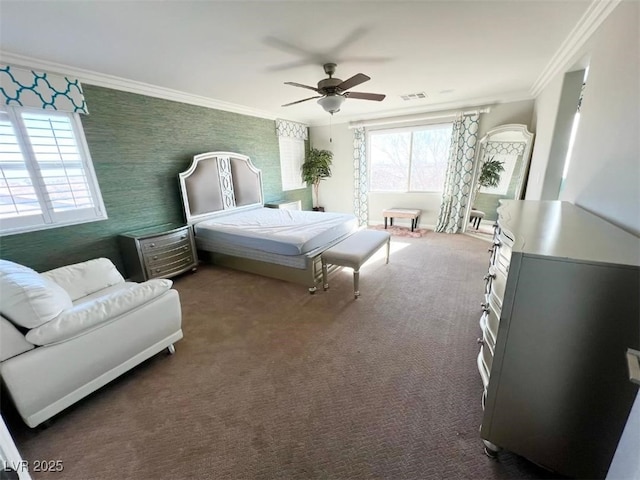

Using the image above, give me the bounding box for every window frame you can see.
[367,122,453,194]
[0,105,107,236]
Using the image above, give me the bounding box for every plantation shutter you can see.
[276,119,308,191]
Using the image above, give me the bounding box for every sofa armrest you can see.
[1,315,35,362]
[42,258,125,301]
[25,279,173,346]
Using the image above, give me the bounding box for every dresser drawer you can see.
[146,254,196,279]
[140,230,190,251]
[480,343,494,373]
[119,224,198,282]
[477,350,491,389]
[486,302,500,345]
[143,242,192,265]
[489,266,507,307]
[481,310,498,351]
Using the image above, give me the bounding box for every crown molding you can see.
[0,52,279,121]
[308,90,533,128]
[530,0,620,97]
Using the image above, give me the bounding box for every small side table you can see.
[382,208,422,232]
[469,209,486,229]
[118,223,198,282]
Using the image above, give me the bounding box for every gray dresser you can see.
[479,200,640,479]
[118,223,198,282]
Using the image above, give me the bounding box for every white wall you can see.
[308,123,354,214]
[309,100,534,228]
[525,75,564,199]
[528,1,640,235]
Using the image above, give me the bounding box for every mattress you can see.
[194,207,358,256]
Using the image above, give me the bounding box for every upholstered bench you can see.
[469,209,486,229]
[321,230,391,299]
[382,208,421,231]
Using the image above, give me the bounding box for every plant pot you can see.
[312,207,325,212]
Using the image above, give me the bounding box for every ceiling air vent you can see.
[400,92,427,101]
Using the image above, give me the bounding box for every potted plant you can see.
[473,156,505,206]
[301,147,333,211]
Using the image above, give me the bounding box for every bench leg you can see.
[390,217,394,227]
[410,218,415,232]
[386,239,390,264]
[384,217,387,229]
[353,269,360,299]
[322,259,329,290]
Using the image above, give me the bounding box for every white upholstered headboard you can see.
[178,151,264,224]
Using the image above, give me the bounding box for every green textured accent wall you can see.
[0,85,311,272]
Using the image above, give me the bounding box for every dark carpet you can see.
[3,232,561,479]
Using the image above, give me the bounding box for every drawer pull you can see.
[149,242,156,248]
[153,255,158,260]
[184,246,189,251]
[484,273,496,281]
[155,268,161,273]
[477,338,484,346]
[181,235,187,239]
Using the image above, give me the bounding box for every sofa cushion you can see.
[0,315,35,362]
[42,258,125,302]
[0,259,74,329]
[25,279,173,346]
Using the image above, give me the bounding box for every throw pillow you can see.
[0,259,73,329]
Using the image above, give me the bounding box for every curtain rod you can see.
[347,107,491,129]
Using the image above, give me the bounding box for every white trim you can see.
[349,107,491,130]
[1,53,279,121]
[318,90,530,128]
[530,0,620,97]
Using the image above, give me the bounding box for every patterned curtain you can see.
[353,127,367,226]
[435,113,480,233]
[275,119,308,140]
[1,64,89,114]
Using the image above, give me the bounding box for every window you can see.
[368,123,453,192]
[0,106,106,235]
[278,136,306,191]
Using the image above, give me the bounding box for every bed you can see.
[178,151,357,292]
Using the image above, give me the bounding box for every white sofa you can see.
[0,257,183,428]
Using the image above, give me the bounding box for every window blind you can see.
[279,136,306,191]
[0,107,106,235]
[276,119,308,192]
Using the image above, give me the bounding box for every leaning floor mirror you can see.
[466,124,535,231]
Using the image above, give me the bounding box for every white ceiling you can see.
[1,1,592,126]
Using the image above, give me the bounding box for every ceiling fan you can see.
[282,63,385,114]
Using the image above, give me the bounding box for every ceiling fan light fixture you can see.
[317,94,345,114]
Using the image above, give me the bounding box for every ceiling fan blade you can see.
[337,73,370,91]
[284,81,319,93]
[282,96,322,107]
[345,91,386,101]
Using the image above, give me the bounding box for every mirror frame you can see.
[464,124,535,232]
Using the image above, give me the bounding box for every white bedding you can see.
[194,207,358,256]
